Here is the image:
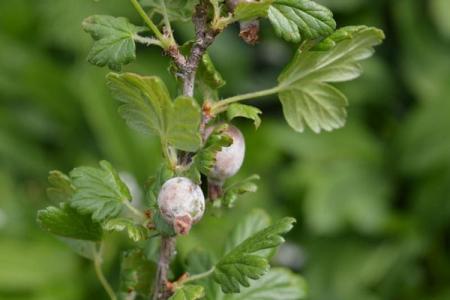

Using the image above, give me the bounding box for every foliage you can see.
[106,72,202,152]
[82,15,145,70]
[5,1,449,300]
[277,26,384,133]
[213,217,295,293]
[37,203,103,241]
[169,285,205,300]
[119,249,156,298]
[268,0,336,43]
[226,104,262,129]
[70,160,131,222]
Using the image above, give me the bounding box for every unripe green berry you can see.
[157,177,205,235]
[207,124,246,183]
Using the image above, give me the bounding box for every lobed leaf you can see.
[119,249,156,298]
[234,0,273,21]
[277,26,385,133]
[168,96,203,152]
[169,285,205,300]
[103,218,149,242]
[82,15,145,70]
[221,175,260,208]
[223,268,307,300]
[107,72,202,152]
[46,170,74,203]
[59,238,97,261]
[37,203,103,241]
[197,53,226,90]
[70,160,131,222]
[268,0,336,43]
[213,217,296,293]
[224,209,270,254]
[227,103,262,129]
[312,26,364,51]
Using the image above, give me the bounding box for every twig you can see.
[183,0,220,97]
[152,236,176,300]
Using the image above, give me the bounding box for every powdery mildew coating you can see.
[157,177,205,225]
[207,124,246,182]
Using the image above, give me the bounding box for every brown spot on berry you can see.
[173,215,193,235]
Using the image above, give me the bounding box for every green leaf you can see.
[107,72,202,152]
[187,124,233,183]
[37,203,103,241]
[168,96,203,152]
[119,249,156,298]
[223,268,307,300]
[141,0,198,22]
[153,210,176,237]
[186,249,215,275]
[197,53,226,90]
[46,170,74,203]
[224,209,270,254]
[311,26,362,51]
[82,15,145,70]
[169,285,205,300]
[144,164,177,236]
[145,163,175,207]
[221,175,260,208]
[103,218,149,242]
[59,238,97,260]
[234,0,273,21]
[70,160,132,222]
[268,0,336,43]
[213,217,296,293]
[277,26,384,133]
[227,104,262,129]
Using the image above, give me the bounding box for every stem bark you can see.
[152,237,176,300]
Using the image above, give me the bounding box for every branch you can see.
[152,236,176,300]
[183,0,220,97]
[152,3,222,300]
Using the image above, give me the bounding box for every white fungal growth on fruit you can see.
[207,124,246,183]
[157,177,205,235]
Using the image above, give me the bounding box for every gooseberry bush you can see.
[37,0,384,299]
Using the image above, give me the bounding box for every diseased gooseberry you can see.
[157,177,205,235]
[207,124,246,183]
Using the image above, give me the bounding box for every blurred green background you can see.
[1,0,450,299]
